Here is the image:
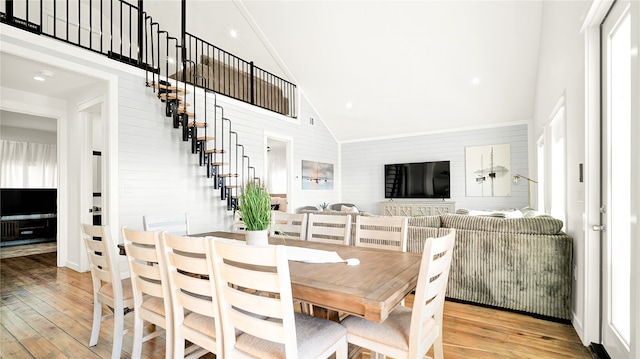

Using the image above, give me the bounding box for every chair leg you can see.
[130,315,144,359]
[111,306,126,359]
[164,324,173,359]
[335,337,348,359]
[433,332,444,359]
[89,299,102,346]
[173,335,185,359]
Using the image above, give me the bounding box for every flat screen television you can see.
[1,188,57,216]
[384,161,450,199]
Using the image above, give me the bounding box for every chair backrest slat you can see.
[355,216,408,251]
[270,212,308,240]
[307,213,352,245]
[143,213,189,235]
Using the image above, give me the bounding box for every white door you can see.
[600,0,632,357]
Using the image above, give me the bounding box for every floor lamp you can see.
[513,174,538,208]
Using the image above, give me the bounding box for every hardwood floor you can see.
[0,253,592,359]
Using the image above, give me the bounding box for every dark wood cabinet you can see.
[0,215,57,247]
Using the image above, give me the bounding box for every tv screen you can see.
[1,188,57,216]
[384,161,450,199]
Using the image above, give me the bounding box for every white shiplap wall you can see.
[341,124,530,214]
[117,74,340,234]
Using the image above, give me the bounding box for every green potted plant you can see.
[239,180,272,245]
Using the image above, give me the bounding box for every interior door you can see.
[600,0,632,357]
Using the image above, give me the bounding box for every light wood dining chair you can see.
[354,215,408,251]
[270,211,308,240]
[143,213,189,235]
[341,229,456,359]
[210,237,348,359]
[121,227,172,359]
[162,232,220,358]
[81,224,134,359]
[307,213,352,245]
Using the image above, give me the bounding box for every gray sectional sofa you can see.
[301,209,573,320]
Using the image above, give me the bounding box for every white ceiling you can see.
[177,0,545,142]
[0,52,102,98]
[1,1,545,143]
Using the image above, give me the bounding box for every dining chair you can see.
[143,213,189,235]
[81,224,135,359]
[306,213,352,245]
[270,211,308,240]
[210,237,348,359]
[341,229,456,359]
[162,232,220,358]
[121,227,173,359]
[354,215,408,251]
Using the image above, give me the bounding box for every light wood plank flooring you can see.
[0,252,592,359]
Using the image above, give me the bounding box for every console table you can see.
[380,201,455,216]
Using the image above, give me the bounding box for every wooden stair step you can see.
[197,136,214,141]
[219,174,238,178]
[147,82,190,93]
[188,121,206,128]
[205,149,225,154]
[211,162,229,166]
[176,108,195,116]
[159,93,183,101]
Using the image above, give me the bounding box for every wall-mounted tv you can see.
[384,161,450,199]
[1,188,57,216]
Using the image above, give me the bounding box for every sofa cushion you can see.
[406,215,441,228]
[440,213,564,235]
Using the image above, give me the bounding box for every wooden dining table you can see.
[195,231,422,323]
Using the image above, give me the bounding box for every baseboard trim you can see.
[588,343,611,359]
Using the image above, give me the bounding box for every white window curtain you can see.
[0,140,58,188]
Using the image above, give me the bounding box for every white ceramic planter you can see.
[245,229,269,246]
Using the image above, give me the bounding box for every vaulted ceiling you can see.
[1,1,546,143]
[147,0,545,142]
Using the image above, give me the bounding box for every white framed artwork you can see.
[465,144,511,197]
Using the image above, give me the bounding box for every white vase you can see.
[245,229,269,246]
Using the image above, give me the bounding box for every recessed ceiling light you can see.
[471,77,480,85]
[33,76,45,81]
[40,70,55,77]
[230,29,238,38]
[346,102,352,109]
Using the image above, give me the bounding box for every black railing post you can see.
[250,61,255,105]
[137,0,143,66]
[181,0,186,83]
[6,0,14,23]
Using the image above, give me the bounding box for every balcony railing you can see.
[1,0,297,118]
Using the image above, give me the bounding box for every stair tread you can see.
[219,174,238,178]
[147,82,190,93]
[197,136,214,141]
[176,108,195,116]
[159,93,184,100]
[211,162,229,166]
[204,149,225,154]
[188,121,206,128]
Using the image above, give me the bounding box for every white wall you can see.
[341,124,530,214]
[117,76,341,235]
[532,0,599,345]
[0,127,56,144]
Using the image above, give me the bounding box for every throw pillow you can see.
[341,205,359,213]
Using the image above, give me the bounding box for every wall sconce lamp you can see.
[513,174,538,208]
